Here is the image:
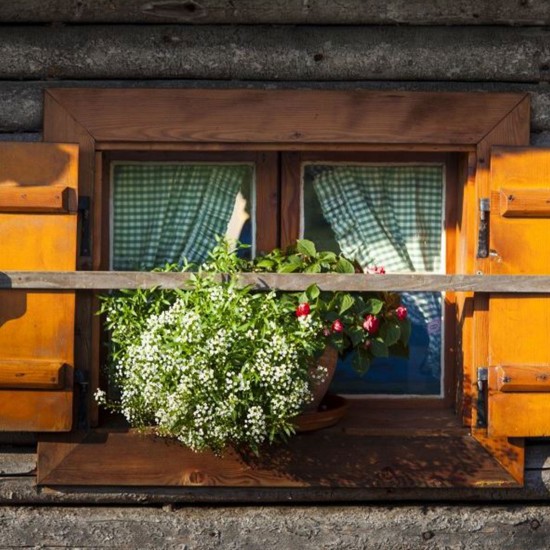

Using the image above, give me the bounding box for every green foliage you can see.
[253,239,412,373]
[97,237,412,455]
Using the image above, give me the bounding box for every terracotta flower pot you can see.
[304,346,339,412]
[293,347,348,432]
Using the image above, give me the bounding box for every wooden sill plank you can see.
[2,272,550,292]
[37,429,519,488]
[0,360,65,389]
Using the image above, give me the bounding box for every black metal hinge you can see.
[476,367,488,429]
[78,195,91,258]
[476,198,491,259]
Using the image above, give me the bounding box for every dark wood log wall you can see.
[2,2,550,545]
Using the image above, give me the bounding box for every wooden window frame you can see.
[37,89,532,492]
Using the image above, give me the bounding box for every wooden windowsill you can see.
[37,403,520,489]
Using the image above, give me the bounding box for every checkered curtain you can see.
[112,164,250,270]
[312,166,443,376]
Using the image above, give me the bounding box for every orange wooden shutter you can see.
[0,142,78,431]
[486,147,550,437]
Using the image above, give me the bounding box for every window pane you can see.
[111,163,254,269]
[303,164,444,396]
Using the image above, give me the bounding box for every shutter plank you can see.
[0,142,78,432]
[487,147,550,438]
[494,188,550,218]
[489,394,550,437]
[0,186,76,213]
[489,365,550,392]
[0,360,65,389]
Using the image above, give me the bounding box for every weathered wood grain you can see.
[3,81,550,135]
[37,429,519,488]
[1,271,550,292]
[0,26,548,82]
[0,0,549,25]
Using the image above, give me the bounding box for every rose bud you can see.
[295,302,311,317]
[322,327,331,337]
[367,265,386,275]
[331,319,344,333]
[362,314,380,334]
[395,306,408,321]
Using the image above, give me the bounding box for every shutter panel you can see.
[486,147,550,437]
[0,142,78,431]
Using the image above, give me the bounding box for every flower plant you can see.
[97,238,410,455]
[253,239,411,374]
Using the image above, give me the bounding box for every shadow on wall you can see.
[0,144,71,187]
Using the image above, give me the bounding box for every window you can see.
[15,88,546,491]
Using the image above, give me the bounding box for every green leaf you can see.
[319,251,337,263]
[335,257,355,273]
[349,328,364,347]
[296,239,317,258]
[370,339,389,358]
[339,293,355,315]
[279,263,300,273]
[364,298,384,315]
[380,322,401,346]
[352,349,371,375]
[304,262,321,273]
[306,284,320,301]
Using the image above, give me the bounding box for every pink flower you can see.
[331,319,344,333]
[395,306,408,321]
[322,327,331,337]
[366,265,386,275]
[362,314,380,334]
[296,302,311,317]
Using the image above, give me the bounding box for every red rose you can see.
[362,314,380,334]
[331,319,344,333]
[296,302,311,317]
[395,306,408,321]
[367,265,386,275]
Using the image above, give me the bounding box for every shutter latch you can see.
[476,367,488,428]
[476,198,491,259]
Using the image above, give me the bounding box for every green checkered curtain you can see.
[112,164,251,270]
[312,166,443,375]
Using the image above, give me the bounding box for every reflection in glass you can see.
[303,164,444,395]
[111,163,254,269]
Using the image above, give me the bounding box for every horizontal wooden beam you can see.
[0,26,547,82]
[1,271,550,292]
[0,1,548,25]
[0,186,76,213]
[3,81,550,135]
[0,360,65,389]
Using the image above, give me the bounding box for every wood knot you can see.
[188,470,205,484]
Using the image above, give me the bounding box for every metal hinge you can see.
[476,367,488,429]
[476,198,491,259]
[74,368,89,431]
[78,196,91,258]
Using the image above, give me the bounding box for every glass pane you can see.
[111,162,254,269]
[303,164,444,396]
